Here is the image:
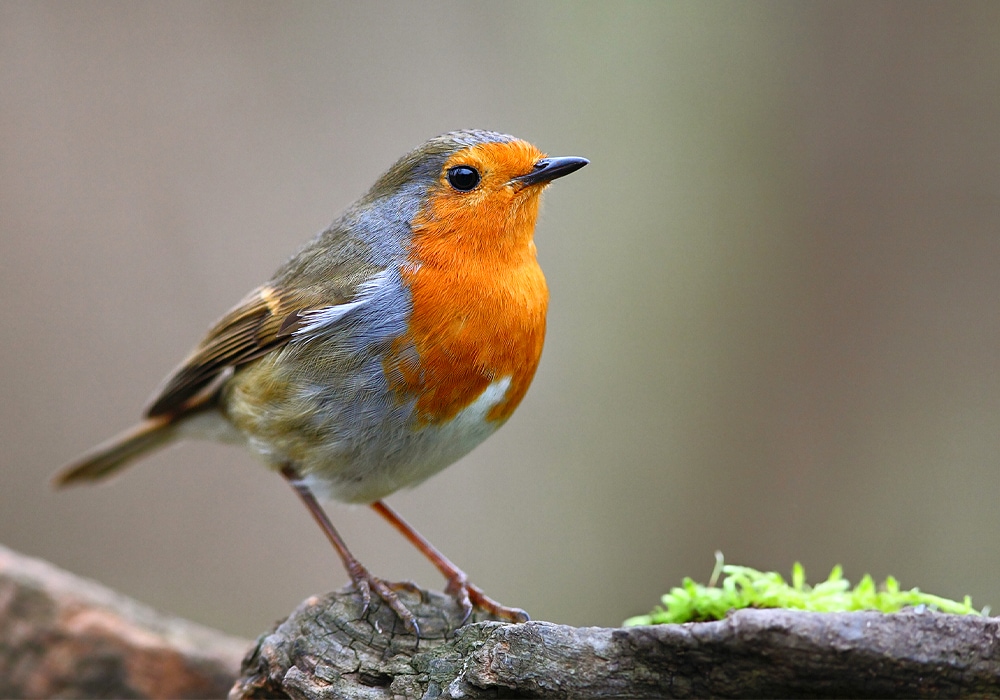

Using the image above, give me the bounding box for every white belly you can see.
[201,374,515,504]
[302,375,513,503]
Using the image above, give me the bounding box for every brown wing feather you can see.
[145,285,313,418]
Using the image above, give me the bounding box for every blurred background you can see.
[2,2,999,638]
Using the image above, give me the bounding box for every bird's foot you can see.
[444,572,529,626]
[344,559,421,636]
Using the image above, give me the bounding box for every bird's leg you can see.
[371,500,529,625]
[279,466,419,635]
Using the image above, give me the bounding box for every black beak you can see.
[511,156,589,187]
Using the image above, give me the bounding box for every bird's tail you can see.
[54,416,177,486]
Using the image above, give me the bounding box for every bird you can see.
[54,129,588,633]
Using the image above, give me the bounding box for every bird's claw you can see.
[446,574,529,625]
[346,565,420,635]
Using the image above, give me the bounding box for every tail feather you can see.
[54,417,176,486]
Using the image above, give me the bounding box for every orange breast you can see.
[385,182,549,426]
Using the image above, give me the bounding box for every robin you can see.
[55,129,588,632]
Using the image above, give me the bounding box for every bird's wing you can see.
[144,285,322,418]
[144,258,399,420]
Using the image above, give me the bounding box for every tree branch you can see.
[234,586,1000,699]
[0,544,247,699]
[3,544,998,699]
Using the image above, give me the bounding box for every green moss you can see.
[624,553,983,626]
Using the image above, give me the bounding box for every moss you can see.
[624,553,984,626]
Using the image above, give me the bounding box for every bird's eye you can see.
[447,165,481,191]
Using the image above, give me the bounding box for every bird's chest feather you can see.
[386,256,549,427]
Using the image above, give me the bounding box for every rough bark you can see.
[3,544,999,699]
[233,587,1000,699]
[0,544,247,699]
